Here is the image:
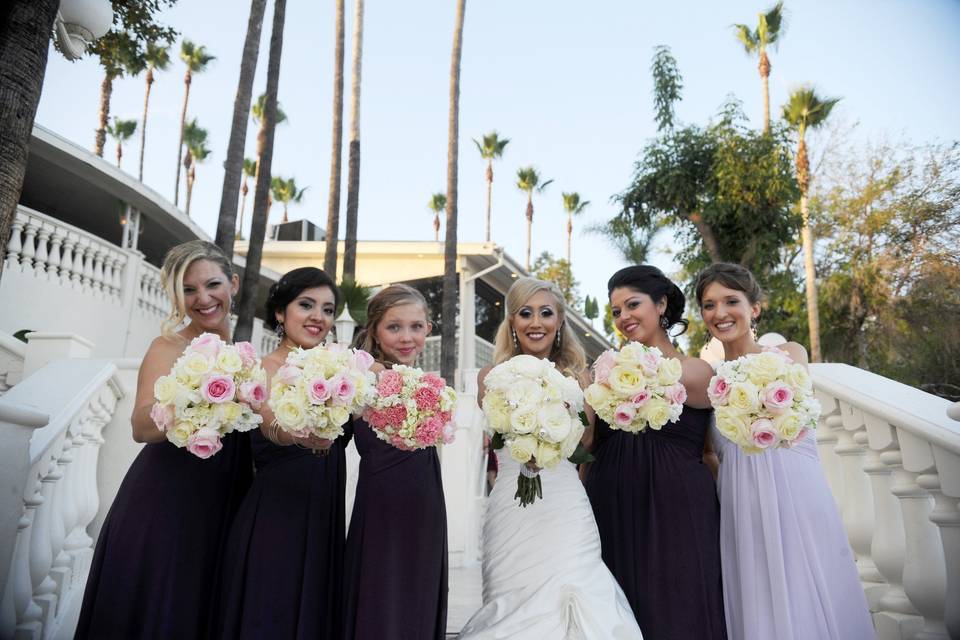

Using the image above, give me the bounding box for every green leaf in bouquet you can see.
[578,410,589,426]
[515,473,542,508]
[567,442,595,465]
[490,432,505,451]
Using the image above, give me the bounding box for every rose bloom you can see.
[189,333,222,358]
[275,364,302,386]
[154,375,180,405]
[202,375,236,403]
[508,434,538,465]
[665,382,687,407]
[307,377,333,404]
[750,418,778,449]
[332,375,357,404]
[592,350,617,384]
[150,403,175,431]
[351,349,375,371]
[708,376,731,404]
[614,402,637,427]
[762,381,794,415]
[235,341,258,368]
[187,427,223,459]
[238,381,267,409]
[746,352,787,386]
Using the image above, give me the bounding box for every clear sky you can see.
[36,0,960,324]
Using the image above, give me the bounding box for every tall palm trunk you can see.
[759,50,771,134]
[0,0,59,279]
[440,0,466,385]
[95,73,115,157]
[341,0,364,280]
[796,135,821,362]
[185,160,196,216]
[237,179,249,239]
[214,0,267,259]
[235,0,287,343]
[484,161,493,241]
[434,215,440,241]
[138,68,154,180]
[174,71,192,206]
[323,0,345,277]
[525,197,533,271]
[566,213,573,263]
[116,141,123,167]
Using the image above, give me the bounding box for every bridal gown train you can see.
[458,450,643,640]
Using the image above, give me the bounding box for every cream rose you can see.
[168,421,194,448]
[727,381,761,413]
[783,364,812,393]
[537,402,573,443]
[216,348,244,374]
[746,352,786,386]
[509,407,539,435]
[273,398,307,430]
[154,375,180,405]
[641,397,673,430]
[656,357,683,386]
[607,365,647,397]
[181,352,213,378]
[535,441,562,469]
[773,411,804,442]
[508,434,538,464]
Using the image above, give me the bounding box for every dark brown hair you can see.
[694,262,763,308]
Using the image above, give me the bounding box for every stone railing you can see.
[0,334,26,397]
[422,336,495,376]
[812,363,960,640]
[0,358,124,639]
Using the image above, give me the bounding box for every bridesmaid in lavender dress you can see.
[76,241,252,639]
[342,284,447,640]
[695,262,874,640]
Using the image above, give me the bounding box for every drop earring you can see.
[511,329,519,351]
[659,315,670,330]
[276,323,285,338]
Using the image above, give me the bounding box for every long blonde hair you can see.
[352,284,431,366]
[492,277,587,378]
[159,240,234,336]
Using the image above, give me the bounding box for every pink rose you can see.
[708,377,731,404]
[351,349,375,371]
[201,375,236,403]
[187,427,223,459]
[190,333,222,358]
[238,381,267,409]
[784,428,809,448]
[307,377,333,404]
[665,383,687,406]
[639,352,661,376]
[442,421,456,444]
[235,341,258,368]
[326,341,346,353]
[413,386,441,411]
[593,350,616,384]
[422,373,447,392]
[377,370,404,397]
[150,403,175,431]
[631,390,651,406]
[762,346,794,363]
[331,375,357,405]
[750,418,777,449]
[275,364,302,386]
[614,402,637,427]
[762,382,794,415]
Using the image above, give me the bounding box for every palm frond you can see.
[763,1,786,46]
[428,192,447,214]
[732,24,758,54]
[252,93,288,125]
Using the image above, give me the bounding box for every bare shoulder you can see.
[777,342,809,366]
[575,367,592,390]
[144,334,186,366]
[477,365,493,386]
[680,356,715,384]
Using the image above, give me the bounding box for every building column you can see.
[457,261,475,392]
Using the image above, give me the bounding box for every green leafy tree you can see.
[106,117,137,168]
[532,251,580,307]
[181,118,209,217]
[474,131,510,242]
[733,2,785,133]
[236,157,257,239]
[651,45,683,132]
[428,192,446,241]
[561,192,590,263]
[583,295,599,322]
[174,39,215,206]
[138,41,170,181]
[270,176,307,224]
[516,167,554,271]
[782,85,840,362]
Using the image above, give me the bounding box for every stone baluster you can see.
[925,445,960,639]
[33,224,51,280]
[4,216,24,270]
[896,429,948,639]
[29,461,60,627]
[111,255,125,300]
[46,435,73,616]
[59,233,76,287]
[18,217,38,273]
[91,248,105,296]
[835,400,885,607]
[45,225,64,282]
[1,500,43,636]
[80,242,95,291]
[70,237,86,288]
[815,391,844,503]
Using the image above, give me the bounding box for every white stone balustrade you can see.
[0,358,123,640]
[812,363,960,640]
[0,334,26,397]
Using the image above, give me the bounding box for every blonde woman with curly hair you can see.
[459,277,643,639]
[77,241,253,639]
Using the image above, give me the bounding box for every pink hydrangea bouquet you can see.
[709,348,820,453]
[363,365,457,451]
[150,333,266,458]
[269,342,377,439]
[584,343,685,433]
[481,355,591,507]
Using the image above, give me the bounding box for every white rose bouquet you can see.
[150,333,266,458]
[481,355,592,507]
[709,348,820,453]
[269,342,377,440]
[583,343,686,433]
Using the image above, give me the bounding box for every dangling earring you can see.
[659,315,670,330]
[276,323,285,338]
[554,324,562,349]
[230,297,237,314]
[511,329,519,351]
[750,316,759,341]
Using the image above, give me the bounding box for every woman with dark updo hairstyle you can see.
[584,265,727,639]
[216,267,349,639]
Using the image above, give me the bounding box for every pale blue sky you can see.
[37,0,960,319]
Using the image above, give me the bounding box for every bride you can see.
[459,277,642,639]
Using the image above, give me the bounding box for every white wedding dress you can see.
[458,450,643,640]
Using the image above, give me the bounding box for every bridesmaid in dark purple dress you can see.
[343,284,448,640]
[585,265,726,639]
[216,267,347,639]
[76,241,253,639]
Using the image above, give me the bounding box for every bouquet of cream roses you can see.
[363,365,457,450]
[481,355,592,507]
[584,343,686,433]
[150,333,266,458]
[269,342,377,440]
[709,348,820,453]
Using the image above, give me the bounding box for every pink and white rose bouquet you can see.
[584,343,685,433]
[269,342,377,440]
[709,348,820,453]
[481,355,590,507]
[363,365,457,451]
[151,333,266,458]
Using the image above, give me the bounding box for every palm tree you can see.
[106,118,138,168]
[235,0,288,343]
[561,192,589,264]
[271,176,307,224]
[428,192,446,241]
[733,2,785,134]
[473,131,509,242]
[181,119,210,217]
[252,93,288,151]
[440,0,467,386]
[515,167,553,271]
[324,0,346,277]
[214,0,268,259]
[138,42,170,181]
[341,0,365,281]
[93,32,138,158]
[236,157,258,239]
[174,39,215,206]
[783,86,839,363]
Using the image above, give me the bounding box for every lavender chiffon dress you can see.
[712,426,875,639]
